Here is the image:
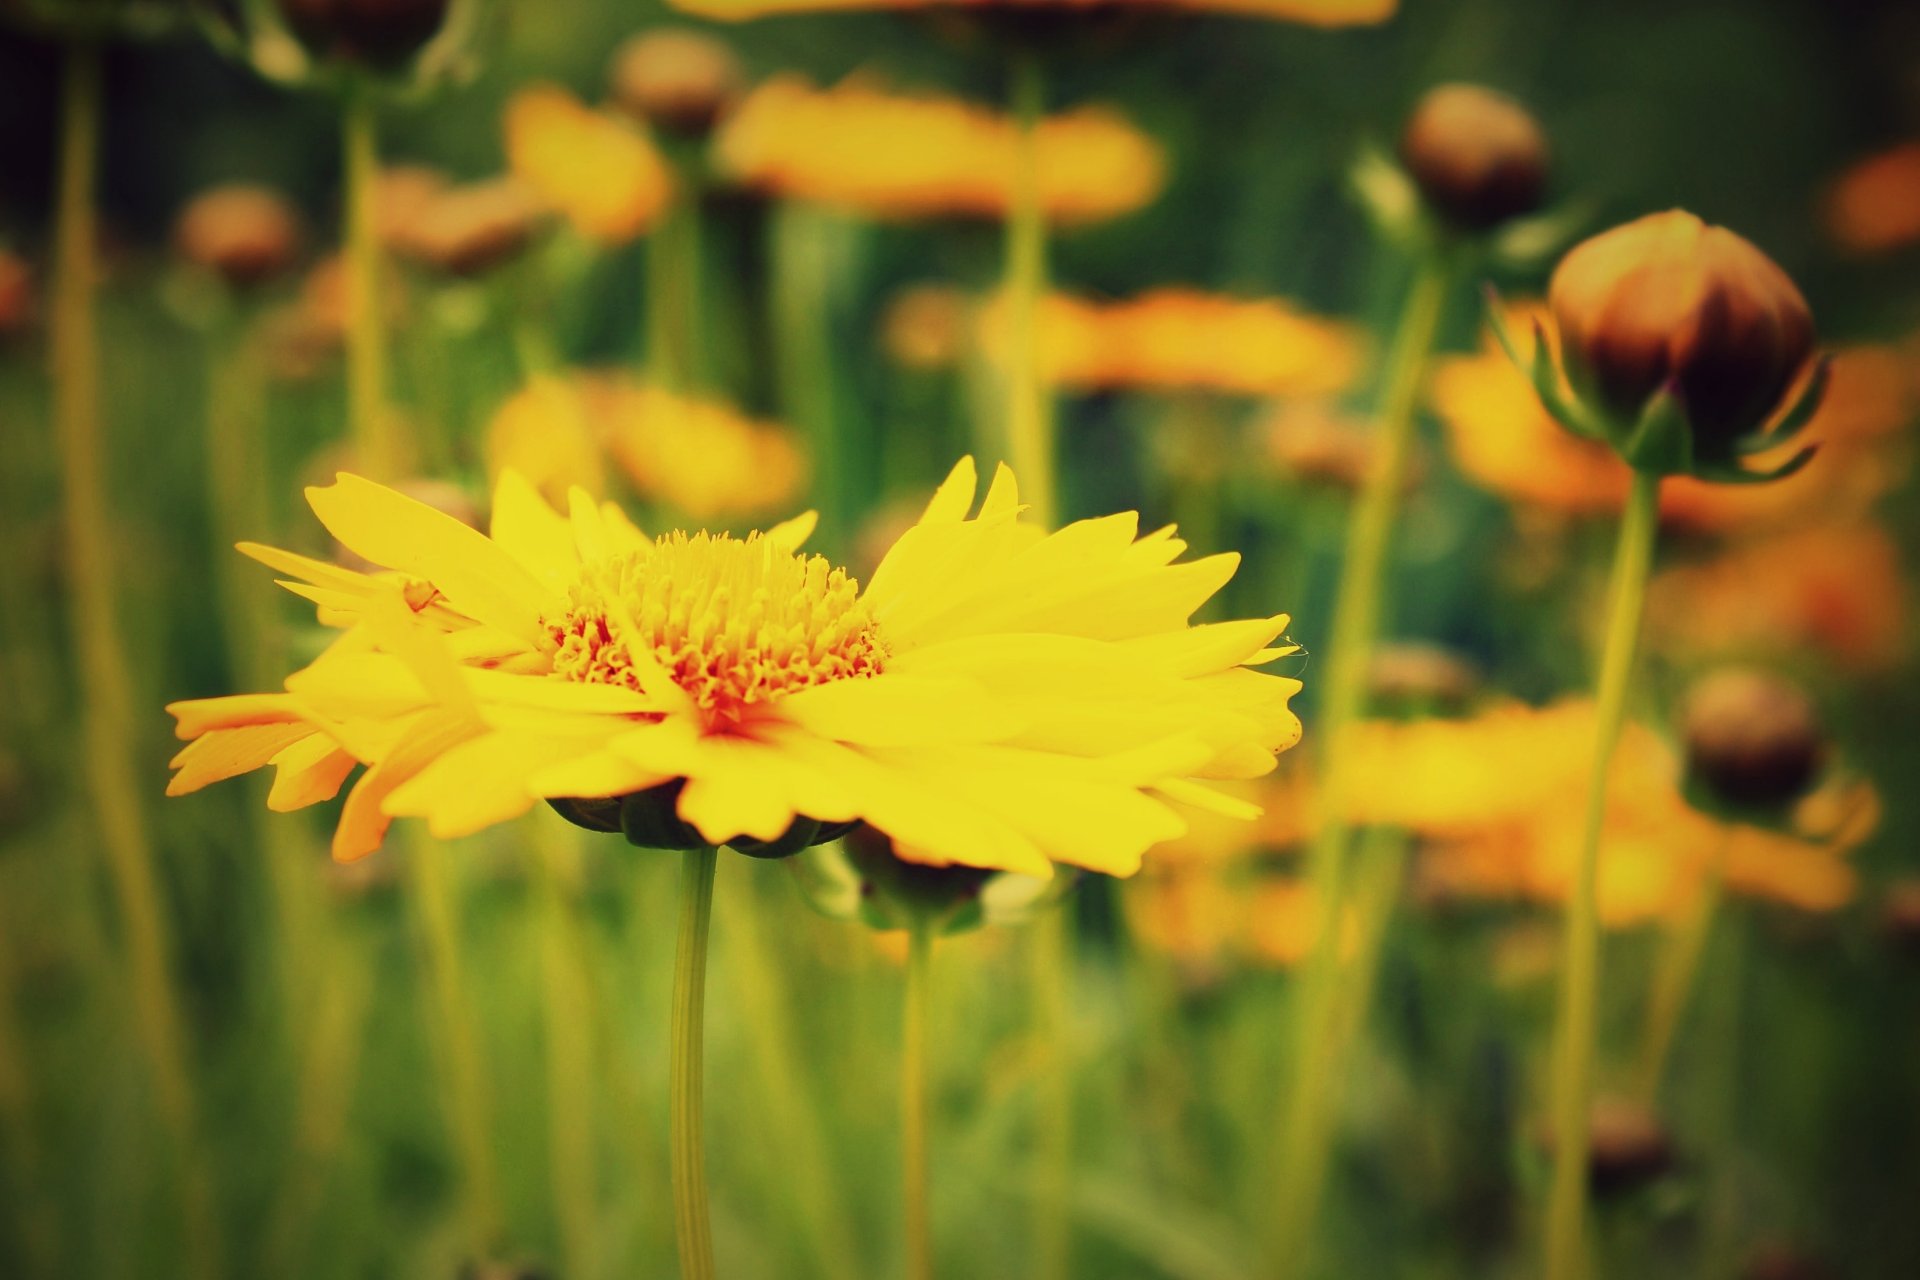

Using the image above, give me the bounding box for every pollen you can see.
[546,530,887,728]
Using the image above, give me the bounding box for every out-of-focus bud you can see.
[375,165,450,247]
[1741,1242,1835,1280]
[608,28,742,139]
[1399,83,1547,233]
[882,283,971,371]
[1681,668,1824,813]
[397,178,545,276]
[277,0,451,71]
[1564,1096,1674,1196]
[1367,643,1480,715]
[1260,400,1414,495]
[0,249,34,340]
[1880,878,1920,954]
[1520,209,1822,480]
[174,184,303,288]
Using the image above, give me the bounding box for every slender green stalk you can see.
[1632,829,1734,1105]
[671,847,721,1280]
[1269,253,1451,1275]
[1544,467,1663,1280]
[715,874,862,1279]
[1699,906,1748,1280]
[404,833,504,1256]
[1031,909,1073,1280]
[771,204,847,542]
[646,177,704,391]
[904,923,934,1280]
[0,917,56,1273]
[342,80,399,479]
[532,820,599,1280]
[1003,49,1056,525]
[52,42,222,1279]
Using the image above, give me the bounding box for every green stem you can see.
[646,178,705,391]
[342,81,398,479]
[53,42,223,1279]
[771,204,846,545]
[1269,253,1451,1276]
[1631,828,1733,1106]
[405,832,504,1255]
[1031,908,1073,1280]
[1003,49,1056,525]
[1544,467,1663,1280]
[533,820,599,1280]
[904,922,934,1280]
[671,847,720,1280]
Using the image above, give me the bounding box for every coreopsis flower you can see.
[1680,668,1824,814]
[393,177,546,276]
[174,184,304,288]
[484,376,609,504]
[977,288,1365,398]
[165,458,1303,874]
[1493,210,1824,483]
[608,28,743,138]
[1436,306,1913,532]
[1645,522,1909,674]
[1823,141,1920,256]
[505,84,674,245]
[715,76,1164,226]
[1398,82,1548,233]
[1258,400,1406,494]
[670,0,1393,24]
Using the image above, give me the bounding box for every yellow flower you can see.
[1824,141,1920,256]
[672,0,1394,24]
[1432,305,1915,533]
[715,76,1164,225]
[980,287,1365,397]
[165,459,1303,875]
[504,84,674,245]
[484,375,608,506]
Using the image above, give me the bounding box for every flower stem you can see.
[1544,467,1663,1280]
[1003,48,1056,526]
[772,203,847,545]
[52,41,223,1279]
[1269,252,1451,1275]
[647,170,705,391]
[671,846,721,1280]
[1631,828,1734,1106]
[532,820,599,1280]
[1031,908,1074,1280]
[342,80,398,479]
[903,921,934,1280]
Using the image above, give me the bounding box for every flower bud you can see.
[838,826,996,931]
[608,29,742,139]
[174,184,302,288]
[397,178,545,277]
[1741,1242,1835,1280]
[1548,210,1816,468]
[1540,1096,1673,1197]
[277,0,450,71]
[1880,878,1920,955]
[1367,643,1480,715]
[0,249,33,340]
[1681,668,1824,813]
[1399,83,1547,232]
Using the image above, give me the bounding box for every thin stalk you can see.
[1631,829,1734,1106]
[1030,908,1073,1280]
[903,922,934,1280]
[1269,253,1452,1276]
[404,833,504,1256]
[646,179,705,391]
[771,204,846,544]
[1002,49,1055,525]
[1699,906,1747,1280]
[51,42,222,1279]
[1544,467,1663,1280]
[714,874,861,1280]
[0,918,57,1273]
[532,820,599,1280]
[342,81,399,479]
[671,846,720,1280]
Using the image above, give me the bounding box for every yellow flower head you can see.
[980,288,1366,397]
[671,0,1394,25]
[166,460,1303,877]
[505,84,675,245]
[1824,140,1920,256]
[484,375,608,506]
[715,76,1164,225]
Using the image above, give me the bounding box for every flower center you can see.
[546,531,887,729]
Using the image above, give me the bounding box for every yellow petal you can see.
[166,722,314,795]
[775,673,1022,747]
[489,468,579,592]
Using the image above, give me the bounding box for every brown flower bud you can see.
[1399,83,1548,232]
[397,178,545,277]
[1549,210,1815,462]
[1741,1242,1835,1280]
[1880,878,1920,954]
[608,29,743,138]
[1367,643,1480,713]
[278,0,451,70]
[0,249,33,339]
[1578,1096,1674,1196]
[882,283,970,371]
[1682,668,1824,811]
[174,184,302,288]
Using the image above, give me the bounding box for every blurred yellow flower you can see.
[673,0,1394,24]
[716,76,1164,225]
[1824,141,1920,255]
[166,459,1303,875]
[1431,305,1915,534]
[979,287,1366,397]
[505,84,674,245]
[486,371,808,523]
[1646,522,1909,674]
